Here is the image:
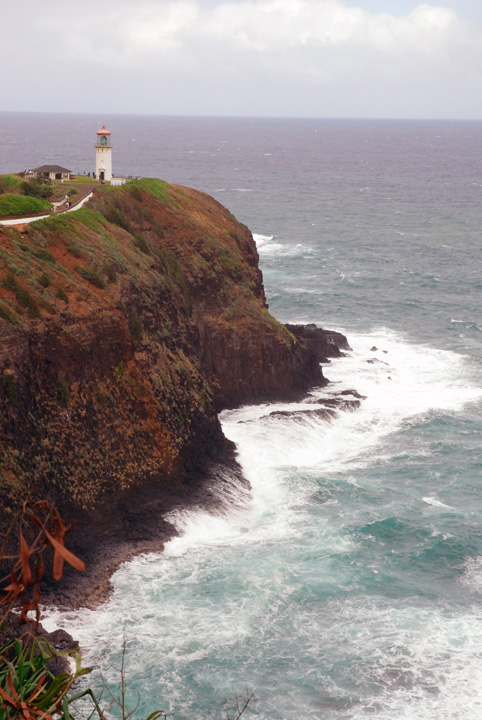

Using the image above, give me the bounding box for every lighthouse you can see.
[95,124,112,182]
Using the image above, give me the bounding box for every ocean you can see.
[2,114,482,719]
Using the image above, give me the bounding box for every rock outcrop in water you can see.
[0,179,349,600]
[285,323,352,363]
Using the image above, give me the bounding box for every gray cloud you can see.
[2,0,481,117]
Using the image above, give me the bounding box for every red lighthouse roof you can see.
[96,124,111,135]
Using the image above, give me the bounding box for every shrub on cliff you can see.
[0,501,170,720]
[21,177,53,200]
[0,501,91,719]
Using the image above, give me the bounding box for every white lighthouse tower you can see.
[95,124,112,182]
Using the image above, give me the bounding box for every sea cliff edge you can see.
[0,179,349,608]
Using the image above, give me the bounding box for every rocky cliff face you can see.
[0,180,345,559]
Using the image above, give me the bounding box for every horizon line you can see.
[1,110,482,123]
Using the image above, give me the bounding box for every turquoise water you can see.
[8,115,480,719]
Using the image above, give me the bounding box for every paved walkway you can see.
[0,187,95,227]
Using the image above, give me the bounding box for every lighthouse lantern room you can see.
[95,124,112,182]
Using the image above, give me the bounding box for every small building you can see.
[111,177,126,186]
[32,165,72,181]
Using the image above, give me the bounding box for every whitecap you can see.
[460,556,482,593]
[253,233,275,246]
[253,233,313,258]
[423,496,453,509]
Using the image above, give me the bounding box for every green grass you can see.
[73,208,106,232]
[0,194,51,217]
[35,213,73,232]
[129,185,143,202]
[129,178,172,205]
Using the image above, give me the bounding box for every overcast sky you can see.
[2,0,482,118]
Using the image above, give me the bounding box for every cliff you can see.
[0,180,346,600]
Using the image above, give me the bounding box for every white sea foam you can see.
[323,329,481,412]
[423,496,453,509]
[253,232,313,258]
[319,599,482,720]
[252,232,275,246]
[460,557,482,593]
[158,462,255,558]
[225,329,477,485]
[253,232,285,255]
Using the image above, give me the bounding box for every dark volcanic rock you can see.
[340,389,367,400]
[366,358,388,365]
[0,618,78,675]
[197,323,326,410]
[260,395,361,423]
[285,323,352,363]
[264,408,336,422]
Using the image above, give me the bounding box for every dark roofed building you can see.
[32,165,72,181]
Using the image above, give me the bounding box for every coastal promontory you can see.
[0,180,346,599]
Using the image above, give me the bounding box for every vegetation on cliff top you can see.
[0,195,51,218]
